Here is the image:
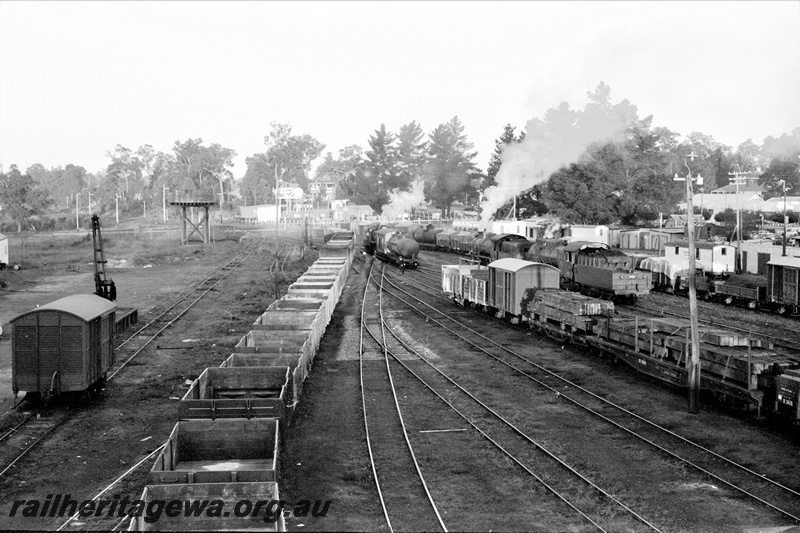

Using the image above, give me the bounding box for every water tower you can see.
[169,188,218,245]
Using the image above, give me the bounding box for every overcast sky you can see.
[1,1,798,178]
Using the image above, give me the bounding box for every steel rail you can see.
[56,443,167,531]
[371,268,657,531]
[281,244,292,280]
[0,239,262,482]
[115,244,256,350]
[0,413,34,443]
[382,270,800,523]
[108,242,260,380]
[367,268,611,532]
[373,268,447,532]
[0,415,67,477]
[358,260,394,533]
[358,261,447,532]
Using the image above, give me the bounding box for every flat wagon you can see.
[11,294,116,401]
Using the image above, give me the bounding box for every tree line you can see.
[1,82,798,232]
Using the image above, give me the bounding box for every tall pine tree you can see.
[423,116,481,217]
[365,124,400,191]
[485,123,520,190]
[396,121,427,190]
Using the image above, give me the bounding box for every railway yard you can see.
[1,227,800,532]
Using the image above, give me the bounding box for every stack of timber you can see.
[538,291,615,316]
[526,290,613,334]
[591,315,798,391]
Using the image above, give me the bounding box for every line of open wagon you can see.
[127,232,355,531]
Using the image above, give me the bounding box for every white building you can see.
[0,232,7,267]
[491,219,542,239]
[566,224,610,245]
[239,204,280,222]
[739,240,800,275]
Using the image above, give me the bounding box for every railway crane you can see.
[91,214,116,301]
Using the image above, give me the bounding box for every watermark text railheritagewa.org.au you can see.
[8,494,332,524]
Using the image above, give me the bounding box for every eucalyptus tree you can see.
[314,145,364,207]
[0,165,53,231]
[171,139,237,204]
[541,84,685,225]
[241,153,274,205]
[241,124,324,206]
[759,128,800,197]
[105,145,145,201]
[263,123,325,194]
[25,163,88,209]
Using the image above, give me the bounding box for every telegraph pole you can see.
[728,170,748,272]
[780,179,788,256]
[275,163,281,299]
[675,152,702,413]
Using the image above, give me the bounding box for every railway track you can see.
[359,261,447,533]
[380,265,800,527]
[371,265,658,532]
[0,236,267,483]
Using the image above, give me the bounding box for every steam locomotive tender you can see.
[526,239,651,301]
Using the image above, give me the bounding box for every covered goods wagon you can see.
[11,294,116,401]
